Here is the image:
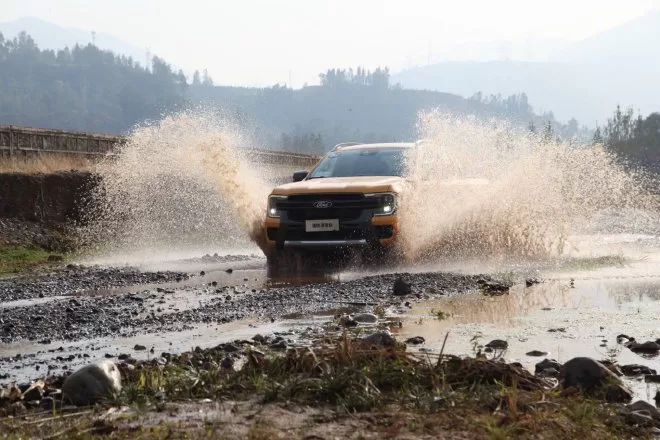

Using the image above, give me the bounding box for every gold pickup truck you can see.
[263,142,412,268]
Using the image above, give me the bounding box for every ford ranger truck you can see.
[263,142,412,267]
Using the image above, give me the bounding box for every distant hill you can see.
[0,29,577,152]
[555,8,660,67]
[0,17,146,64]
[392,9,660,125]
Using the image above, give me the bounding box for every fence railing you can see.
[0,125,320,167]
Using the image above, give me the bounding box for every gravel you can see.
[0,269,485,344]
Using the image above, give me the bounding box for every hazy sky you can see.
[2,0,660,87]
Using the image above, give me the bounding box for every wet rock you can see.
[535,358,562,375]
[547,328,566,333]
[622,400,660,426]
[424,287,439,295]
[393,277,411,296]
[478,280,510,296]
[623,409,655,426]
[526,350,548,357]
[218,343,240,353]
[220,356,234,370]
[62,360,121,406]
[269,340,288,350]
[360,330,396,348]
[628,400,660,417]
[536,368,561,379]
[621,364,657,376]
[605,384,634,403]
[627,340,660,355]
[405,336,425,345]
[525,278,540,287]
[352,313,378,324]
[133,344,147,351]
[559,357,632,402]
[252,334,267,344]
[225,269,233,274]
[617,334,632,343]
[644,375,660,383]
[338,314,358,327]
[485,339,508,350]
[22,380,45,402]
[599,360,623,376]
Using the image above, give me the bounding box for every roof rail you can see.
[331,142,362,151]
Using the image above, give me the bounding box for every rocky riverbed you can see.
[0,259,490,382]
[2,232,660,439]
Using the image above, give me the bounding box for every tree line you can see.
[0,30,656,168]
[0,31,190,133]
[596,105,660,173]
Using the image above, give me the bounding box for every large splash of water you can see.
[81,108,657,267]
[81,110,272,260]
[399,111,656,263]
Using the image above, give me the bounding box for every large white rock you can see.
[62,360,122,406]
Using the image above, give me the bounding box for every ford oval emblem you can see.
[313,200,333,208]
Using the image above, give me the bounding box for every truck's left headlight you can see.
[267,195,287,218]
[366,192,397,216]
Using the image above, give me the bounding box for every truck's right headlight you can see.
[366,192,397,216]
[267,195,287,218]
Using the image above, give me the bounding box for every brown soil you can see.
[0,171,96,224]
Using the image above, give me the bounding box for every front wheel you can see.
[266,248,307,276]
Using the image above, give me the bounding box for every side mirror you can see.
[292,170,309,182]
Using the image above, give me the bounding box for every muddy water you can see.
[392,236,660,401]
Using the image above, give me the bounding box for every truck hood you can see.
[271,176,406,195]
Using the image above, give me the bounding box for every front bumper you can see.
[264,213,398,252]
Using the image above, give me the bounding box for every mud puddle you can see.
[391,246,660,402]
[0,319,285,382]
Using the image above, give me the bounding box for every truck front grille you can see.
[277,193,379,222]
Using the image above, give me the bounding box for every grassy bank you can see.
[0,336,649,439]
[0,245,59,275]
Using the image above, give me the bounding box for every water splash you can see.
[399,111,656,263]
[81,110,271,259]
[80,108,657,267]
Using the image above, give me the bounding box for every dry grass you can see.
[0,154,95,173]
[0,336,651,439]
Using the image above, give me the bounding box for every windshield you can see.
[308,148,407,178]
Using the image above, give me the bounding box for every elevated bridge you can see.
[0,125,320,167]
